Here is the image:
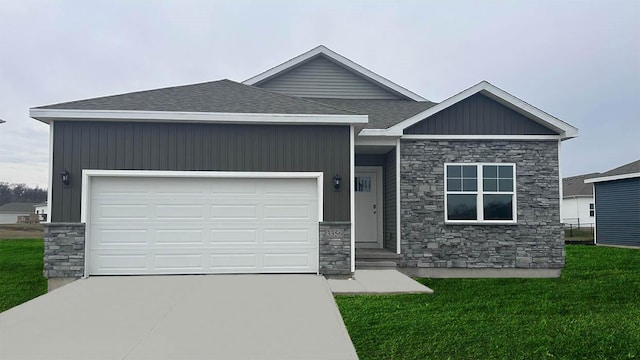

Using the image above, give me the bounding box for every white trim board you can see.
[401,135,563,140]
[242,45,427,101]
[46,121,53,223]
[584,172,640,183]
[349,125,356,273]
[30,108,368,125]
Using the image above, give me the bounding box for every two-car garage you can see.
[85,172,321,275]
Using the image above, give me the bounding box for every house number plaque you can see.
[327,229,344,238]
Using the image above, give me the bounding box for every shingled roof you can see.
[308,98,437,129]
[35,79,358,116]
[563,173,599,198]
[590,160,640,178]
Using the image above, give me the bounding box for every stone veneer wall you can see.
[44,223,85,278]
[319,221,352,275]
[400,140,564,270]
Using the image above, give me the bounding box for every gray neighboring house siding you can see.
[594,178,640,247]
[405,94,559,135]
[51,121,350,223]
[399,140,564,270]
[256,56,403,99]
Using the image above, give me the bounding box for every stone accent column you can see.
[44,223,85,289]
[319,221,352,275]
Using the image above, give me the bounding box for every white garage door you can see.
[88,176,319,275]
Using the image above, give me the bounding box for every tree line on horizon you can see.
[0,183,47,206]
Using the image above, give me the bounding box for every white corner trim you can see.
[29,108,368,125]
[242,45,427,101]
[592,184,597,245]
[558,140,563,224]
[46,121,53,223]
[584,172,640,183]
[386,81,578,139]
[396,138,401,254]
[350,125,356,273]
[401,134,563,141]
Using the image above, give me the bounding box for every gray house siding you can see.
[51,121,350,223]
[383,149,397,251]
[404,93,559,135]
[400,140,564,270]
[595,178,640,247]
[256,56,402,100]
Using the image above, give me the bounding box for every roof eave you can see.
[585,172,640,184]
[29,108,369,126]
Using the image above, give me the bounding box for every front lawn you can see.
[337,246,640,360]
[0,239,47,313]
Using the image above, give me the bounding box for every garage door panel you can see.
[155,204,205,220]
[89,176,319,275]
[210,229,258,244]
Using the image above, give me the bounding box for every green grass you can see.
[0,239,47,313]
[336,246,640,360]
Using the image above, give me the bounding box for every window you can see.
[445,163,516,223]
[355,176,371,192]
[589,203,594,217]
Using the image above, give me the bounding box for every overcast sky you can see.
[1,0,638,188]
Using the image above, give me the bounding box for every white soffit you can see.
[242,45,427,102]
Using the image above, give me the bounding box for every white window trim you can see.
[444,163,518,225]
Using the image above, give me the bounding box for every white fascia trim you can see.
[402,134,563,140]
[354,135,399,146]
[396,138,401,254]
[584,172,640,183]
[30,108,368,125]
[386,81,578,139]
[46,121,53,223]
[358,129,394,136]
[242,45,427,101]
[350,125,356,273]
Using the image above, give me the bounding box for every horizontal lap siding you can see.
[405,93,559,135]
[52,122,350,223]
[595,179,640,247]
[257,56,401,99]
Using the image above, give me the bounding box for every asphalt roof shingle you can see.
[563,173,599,197]
[308,98,437,129]
[586,160,640,180]
[36,80,358,116]
[0,202,36,213]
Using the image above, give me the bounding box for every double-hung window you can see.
[445,163,517,224]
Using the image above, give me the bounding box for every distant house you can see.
[0,203,37,224]
[34,202,48,222]
[561,173,599,227]
[585,160,640,247]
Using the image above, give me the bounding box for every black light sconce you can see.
[60,169,71,186]
[333,174,342,191]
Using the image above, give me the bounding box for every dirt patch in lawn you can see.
[0,224,44,239]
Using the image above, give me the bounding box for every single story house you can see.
[0,202,36,224]
[585,160,640,247]
[34,202,48,222]
[561,173,598,227]
[31,45,577,288]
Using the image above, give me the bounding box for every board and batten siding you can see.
[51,121,350,223]
[383,149,397,251]
[256,55,402,100]
[405,93,559,135]
[595,178,640,247]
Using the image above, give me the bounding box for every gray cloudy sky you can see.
[1,0,638,188]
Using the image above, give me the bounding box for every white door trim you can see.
[354,166,384,248]
[81,170,324,278]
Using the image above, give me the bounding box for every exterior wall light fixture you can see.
[61,169,71,186]
[333,174,342,191]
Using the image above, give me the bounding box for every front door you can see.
[355,167,383,248]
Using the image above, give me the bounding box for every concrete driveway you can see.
[0,275,358,360]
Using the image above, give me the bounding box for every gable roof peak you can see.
[243,45,427,102]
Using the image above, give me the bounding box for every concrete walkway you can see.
[328,269,434,295]
[0,275,358,360]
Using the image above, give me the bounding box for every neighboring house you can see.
[561,173,599,227]
[31,45,578,288]
[34,202,48,222]
[585,160,640,247]
[0,202,36,224]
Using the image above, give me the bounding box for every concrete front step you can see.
[355,260,398,269]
